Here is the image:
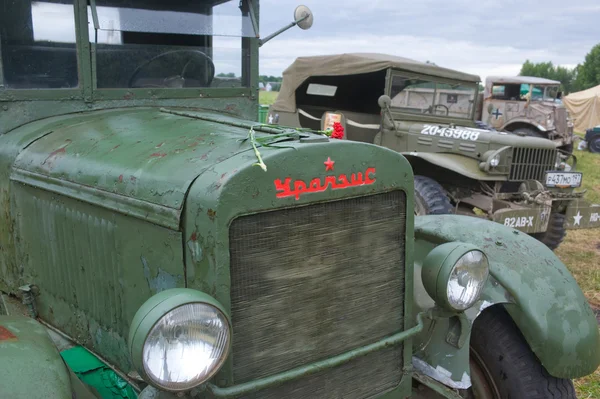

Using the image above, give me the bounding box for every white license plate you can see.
[545,171,582,188]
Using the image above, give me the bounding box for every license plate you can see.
[545,171,582,188]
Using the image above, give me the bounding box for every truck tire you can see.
[559,142,574,157]
[414,175,453,215]
[589,135,600,153]
[467,306,577,399]
[530,213,567,251]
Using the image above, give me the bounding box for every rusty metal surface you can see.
[228,191,406,394]
[415,214,600,379]
[11,107,257,212]
[0,315,74,399]
[12,183,185,372]
[182,138,417,391]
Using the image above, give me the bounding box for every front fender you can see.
[415,215,600,379]
[0,315,97,399]
[403,152,505,181]
[503,119,547,132]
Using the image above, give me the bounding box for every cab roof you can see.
[271,53,481,113]
[485,76,561,85]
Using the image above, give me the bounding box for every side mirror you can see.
[378,95,392,109]
[259,5,314,47]
[294,5,314,30]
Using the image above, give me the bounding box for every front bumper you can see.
[492,204,552,233]
[564,199,600,229]
[205,313,425,398]
[491,197,600,233]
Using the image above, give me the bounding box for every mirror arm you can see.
[259,14,309,47]
[88,0,100,30]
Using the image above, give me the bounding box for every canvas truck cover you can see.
[564,84,600,132]
[271,53,481,113]
[483,76,561,99]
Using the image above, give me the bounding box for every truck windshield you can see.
[390,74,477,119]
[90,0,254,89]
[521,84,559,102]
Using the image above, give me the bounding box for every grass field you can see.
[260,91,599,395]
[559,141,600,398]
[259,90,279,105]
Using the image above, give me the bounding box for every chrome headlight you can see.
[129,289,231,392]
[422,243,490,311]
[489,154,500,168]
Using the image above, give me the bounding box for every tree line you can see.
[519,43,600,94]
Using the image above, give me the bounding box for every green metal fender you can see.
[0,314,99,399]
[403,152,505,181]
[414,214,600,379]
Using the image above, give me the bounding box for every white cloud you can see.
[260,34,578,82]
[258,0,600,80]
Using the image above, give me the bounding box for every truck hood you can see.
[11,107,257,228]
[406,122,558,150]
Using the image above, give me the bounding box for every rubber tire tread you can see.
[471,307,577,399]
[414,175,453,215]
[559,142,574,156]
[531,213,567,251]
[589,136,600,153]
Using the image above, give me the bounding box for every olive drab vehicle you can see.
[475,76,575,153]
[267,53,600,251]
[0,4,598,399]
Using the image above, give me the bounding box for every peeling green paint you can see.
[415,214,600,379]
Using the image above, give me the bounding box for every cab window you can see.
[390,74,476,119]
[0,0,79,89]
[89,0,254,89]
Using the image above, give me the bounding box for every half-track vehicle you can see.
[1,3,599,399]
[476,76,575,153]
[267,53,600,250]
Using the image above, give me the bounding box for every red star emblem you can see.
[324,157,335,171]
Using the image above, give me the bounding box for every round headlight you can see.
[446,250,489,310]
[489,154,500,168]
[421,242,490,311]
[129,289,231,392]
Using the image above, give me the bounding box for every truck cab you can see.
[477,76,575,153]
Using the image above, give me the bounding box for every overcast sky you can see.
[257,0,599,81]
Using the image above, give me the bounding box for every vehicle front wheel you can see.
[465,306,577,399]
[530,212,567,251]
[414,175,453,216]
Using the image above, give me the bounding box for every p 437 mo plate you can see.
[545,171,582,188]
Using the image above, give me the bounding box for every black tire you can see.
[559,142,574,156]
[414,175,453,215]
[589,135,600,153]
[467,306,577,399]
[530,213,567,251]
[512,127,544,138]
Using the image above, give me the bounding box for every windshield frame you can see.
[0,0,258,102]
[524,84,560,102]
[386,69,479,123]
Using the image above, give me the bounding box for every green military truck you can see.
[267,53,600,250]
[1,3,599,399]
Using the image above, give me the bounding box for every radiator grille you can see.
[229,191,406,398]
[509,147,557,181]
[555,107,567,136]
